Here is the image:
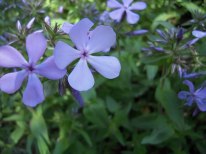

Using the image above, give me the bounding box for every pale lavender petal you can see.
[126,10,140,24]
[192,30,206,38]
[122,0,133,7]
[129,2,147,10]
[68,59,94,91]
[87,56,121,79]
[23,74,44,107]
[0,70,28,94]
[69,18,94,51]
[35,56,66,80]
[54,41,80,69]
[0,45,27,68]
[107,0,122,8]
[86,26,116,53]
[183,80,195,93]
[61,22,73,34]
[109,8,125,22]
[178,91,191,100]
[26,32,47,64]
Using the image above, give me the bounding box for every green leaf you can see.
[37,137,50,154]
[53,138,70,154]
[30,108,50,152]
[106,97,120,113]
[141,116,175,144]
[155,79,188,130]
[152,12,180,30]
[83,101,109,128]
[146,65,159,80]
[10,125,25,144]
[141,121,174,144]
[180,2,205,13]
[141,55,171,64]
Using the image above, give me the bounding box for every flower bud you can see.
[26,17,35,29]
[16,20,22,32]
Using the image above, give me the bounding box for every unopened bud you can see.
[16,20,22,32]
[44,16,51,26]
[26,17,35,29]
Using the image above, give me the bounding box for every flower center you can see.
[81,50,89,59]
[26,64,35,72]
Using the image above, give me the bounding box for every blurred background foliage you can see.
[1,0,206,154]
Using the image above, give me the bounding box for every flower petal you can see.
[178,91,191,100]
[23,74,44,107]
[109,8,124,22]
[192,30,206,38]
[0,70,27,94]
[129,2,147,10]
[86,26,116,53]
[195,87,206,98]
[35,56,66,80]
[61,22,73,34]
[87,56,121,79]
[54,41,80,69]
[107,0,122,8]
[69,18,94,51]
[196,99,206,111]
[0,45,27,68]
[183,80,194,93]
[26,31,47,64]
[68,59,94,91]
[122,0,133,7]
[126,10,140,24]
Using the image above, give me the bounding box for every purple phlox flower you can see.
[178,80,206,111]
[0,31,66,107]
[107,0,147,24]
[125,29,148,36]
[54,18,121,91]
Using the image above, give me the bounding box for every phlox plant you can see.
[1,0,206,154]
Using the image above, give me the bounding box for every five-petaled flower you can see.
[0,32,66,107]
[178,80,206,111]
[54,18,121,91]
[107,0,147,24]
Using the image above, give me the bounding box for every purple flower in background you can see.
[54,18,121,91]
[107,0,147,24]
[0,32,66,107]
[178,80,206,111]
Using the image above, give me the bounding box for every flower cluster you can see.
[0,18,121,107]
